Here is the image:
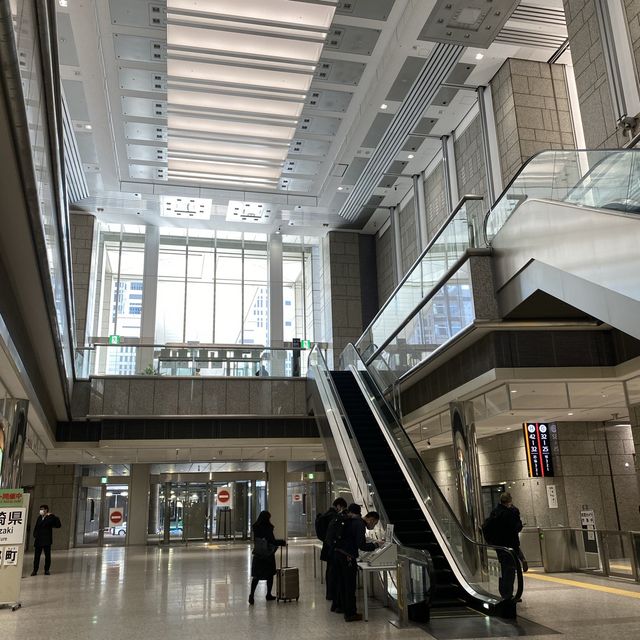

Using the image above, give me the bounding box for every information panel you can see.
[523,422,555,477]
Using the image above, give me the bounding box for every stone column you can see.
[268,233,285,375]
[70,213,96,347]
[266,461,288,539]
[413,174,428,252]
[31,464,78,550]
[563,0,640,148]
[139,225,159,373]
[389,206,403,284]
[489,58,576,184]
[127,464,150,546]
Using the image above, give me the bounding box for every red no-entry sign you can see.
[217,488,231,507]
[109,509,123,525]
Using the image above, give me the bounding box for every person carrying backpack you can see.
[482,492,523,601]
[315,497,347,601]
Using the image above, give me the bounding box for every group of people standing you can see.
[316,498,381,622]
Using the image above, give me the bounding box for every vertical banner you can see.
[523,422,555,477]
[0,490,30,609]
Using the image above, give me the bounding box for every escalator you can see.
[330,370,464,609]
[308,345,522,619]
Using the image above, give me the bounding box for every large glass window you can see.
[91,225,318,352]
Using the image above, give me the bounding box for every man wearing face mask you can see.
[31,504,61,576]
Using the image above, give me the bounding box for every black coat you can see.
[33,514,61,546]
[487,504,522,549]
[251,522,285,580]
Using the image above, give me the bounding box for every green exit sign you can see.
[301,339,312,349]
[108,335,121,345]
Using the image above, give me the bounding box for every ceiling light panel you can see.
[166,0,334,189]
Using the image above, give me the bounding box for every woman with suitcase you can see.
[249,510,286,605]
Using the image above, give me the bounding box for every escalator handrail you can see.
[343,343,523,604]
[482,148,640,245]
[362,248,489,370]
[307,345,392,528]
[355,193,484,352]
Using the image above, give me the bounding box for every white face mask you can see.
[39,509,46,516]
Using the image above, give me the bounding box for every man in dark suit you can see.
[31,504,61,576]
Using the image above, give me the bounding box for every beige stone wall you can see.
[398,197,418,275]
[421,422,640,532]
[424,162,447,241]
[490,59,575,184]
[375,226,395,306]
[563,0,630,148]
[326,231,364,360]
[31,464,79,550]
[70,213,96,346]
[454,114,488,232]
[627,0,640,77]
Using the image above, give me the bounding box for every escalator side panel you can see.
[330,371,465,607]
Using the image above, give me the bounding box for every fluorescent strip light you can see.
[169,0,335,30]
[168,24,323,62]
[168,59,312,92]
[170,89,303,118]
[168,169,280,186]
[169,158,282,179]
[168,115,295,140]
[169,137,289,161]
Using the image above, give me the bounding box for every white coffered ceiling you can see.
[60,0,569,234]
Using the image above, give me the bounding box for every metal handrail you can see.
[355,194,484,350]
[342,343,524,607]
[363,248,490,368]
[483,147,640,245]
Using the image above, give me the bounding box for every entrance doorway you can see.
[76,479,130,546]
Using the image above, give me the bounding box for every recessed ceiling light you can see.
[337,186,343,190]
[380,103,388,110]
[510,389,517,393]
[568,412,574,416]
[84,124,92,130]
[475,53,484,60]
[407,154,415,159]
[59,0,68,6]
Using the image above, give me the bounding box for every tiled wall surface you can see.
[422,422,640,532]
[31,464,78,550]
[424,162,447,241]
[398,197,419,274]
[490,58,575,183]
[454,115,488,230]
[89,377,308,417]
[627,0,640,77]
[326,232,364,359]
[375,226,395,304]
[563,0,632,148]
[70,213,95,346]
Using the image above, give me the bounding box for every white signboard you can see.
[546,485,558,509]
[216,486,233,509]
[0,508,26,545]
[580,509,596,540]
[2,547,19,566]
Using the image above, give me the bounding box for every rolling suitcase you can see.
[276,545,299,602]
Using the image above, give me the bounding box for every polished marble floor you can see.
[0,543,639,640]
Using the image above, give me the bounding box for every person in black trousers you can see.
[484,492,523,599]
[31,504,61,576]
[315,497,348,601]
[249,510,286,605]
[333,504,380,622]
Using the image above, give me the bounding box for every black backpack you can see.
[315,509,334,542]
[481,512,500,544]
[324,512,350,549]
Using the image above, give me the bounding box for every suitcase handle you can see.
[280,542,289,568]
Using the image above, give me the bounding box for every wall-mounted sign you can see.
[523,422,554,477]
[546,484,558,509]
[0,508,26,545]
[292,493,303,503]
[300,340,312,349]
[216,486,233,509]
[108,335,121,345]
